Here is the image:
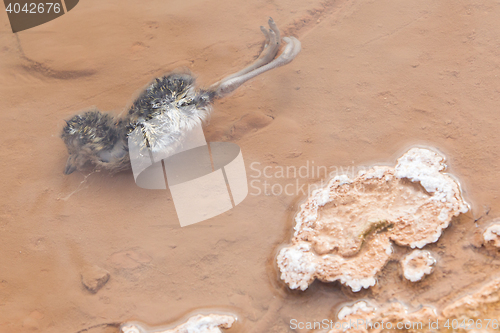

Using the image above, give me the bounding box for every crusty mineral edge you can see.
[483,222,500,248]
[120,314,236,333]
[328,277,500,333]
[401,250,436,282]
[277,148,469,292]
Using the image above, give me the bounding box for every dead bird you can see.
[61,18,301,175]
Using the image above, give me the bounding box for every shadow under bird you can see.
[61,18,301,175]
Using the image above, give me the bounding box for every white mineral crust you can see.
[401,250,436,282]
[483,223,500,248]
[120,314,236,333]
[277,148,468,291]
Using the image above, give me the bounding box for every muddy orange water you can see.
[1,0,500,332]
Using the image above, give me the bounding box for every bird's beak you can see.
[64,155,77,175]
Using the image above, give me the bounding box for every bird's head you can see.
[61,110,122,174]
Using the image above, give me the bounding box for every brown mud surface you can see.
[1,0,500,332]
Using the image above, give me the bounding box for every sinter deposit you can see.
[277,148,468,291]
[401,250,436,282]
[483,223,500,248]
[330,301,437,333]
[120,314,236,333]
[328,277,500,333]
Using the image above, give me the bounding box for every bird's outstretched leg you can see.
[209,18,301,99]
[217,18,281,83]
